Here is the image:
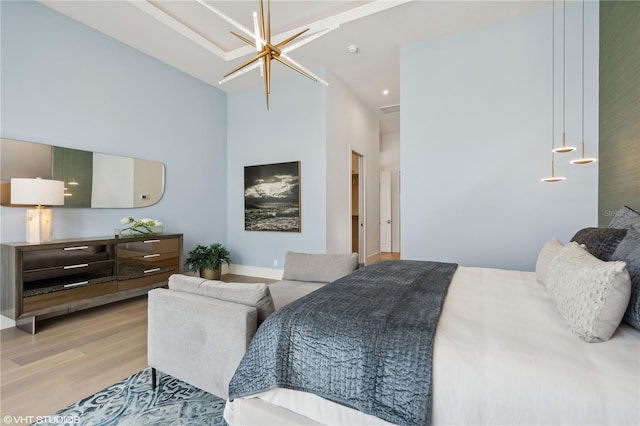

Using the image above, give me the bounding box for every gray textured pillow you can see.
[570,227,628,261]
[282,251,359,283]
[535,239,564,285]
[608,205,640,229]
[168,274,275,324]
[611,224,640,330]
[546,242,631,342]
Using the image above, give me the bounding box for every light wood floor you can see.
[0,274,274,422]
[1,296,149,422]
[373,252,401,263]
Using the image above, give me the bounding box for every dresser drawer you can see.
[23,245,113,271]
[23,280,117,313]
[118,252,178,264]
[23,260,116,286]
[117,238,179,256]
[118,253,178,278]
[117,271,173,292]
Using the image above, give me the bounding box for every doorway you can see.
[351,151,364,263]
[379,132,401,258]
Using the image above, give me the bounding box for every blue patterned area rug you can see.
[35,368,226,425]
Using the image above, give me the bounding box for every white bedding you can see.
[225,266,640,425]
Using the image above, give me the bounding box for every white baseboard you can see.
[1,315,16,330]
[228,264,283,280]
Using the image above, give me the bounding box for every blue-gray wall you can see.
[0,1,228,256]
[401,3,599,271]
[226,74,327,271]
[1,0,603,275]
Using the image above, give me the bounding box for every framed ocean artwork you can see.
[244,161,301,232]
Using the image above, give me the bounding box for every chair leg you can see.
[151,367,157,389]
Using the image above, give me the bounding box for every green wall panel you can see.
[599,0,640,226]
[52,147,93,207]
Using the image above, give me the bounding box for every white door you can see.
[352,151,366,264]
[380,171,391,252]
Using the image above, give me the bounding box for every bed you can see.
[224,209,640,425]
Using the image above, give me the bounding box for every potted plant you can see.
[186,243,231,280]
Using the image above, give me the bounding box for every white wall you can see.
[380,132,401,252]
[326,72,380,263]
[401,3,599,271]
[380,132,400,170]
[226,73,327,273]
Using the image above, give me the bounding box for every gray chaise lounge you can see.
[147,251,359,398]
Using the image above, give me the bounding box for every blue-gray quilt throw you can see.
[229,260,458,425]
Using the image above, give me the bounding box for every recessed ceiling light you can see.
[382,89,389,95]
[347,45,359,54]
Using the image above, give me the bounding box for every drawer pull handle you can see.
[64,246,89,251]
[144,254,161,258]
[63,281,89,288]
[144,268,161,274]
[64,263,89,270]
[144,239,161,244]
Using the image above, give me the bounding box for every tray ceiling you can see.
[39,1,551,133]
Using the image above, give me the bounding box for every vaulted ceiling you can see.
[40,1,551,133]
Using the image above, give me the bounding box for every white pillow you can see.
[535,239,564,285]
[546,242,631,342]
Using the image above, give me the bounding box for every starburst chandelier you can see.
[198,0,338,109]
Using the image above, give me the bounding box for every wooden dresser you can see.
[1,233,182,333]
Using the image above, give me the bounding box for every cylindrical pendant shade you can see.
[11,178,65,206]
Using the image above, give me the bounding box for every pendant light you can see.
[67,148,79,186]
[199,0,337,110]
[552,0,576,154]
[543,0,566,182]
[571,0,597,165]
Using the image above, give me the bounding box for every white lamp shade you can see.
[11,178,65,206]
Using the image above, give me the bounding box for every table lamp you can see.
[11,178,65,243]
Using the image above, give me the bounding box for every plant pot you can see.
[200,268,221,280]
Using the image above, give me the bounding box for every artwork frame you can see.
[244,161,301,232]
